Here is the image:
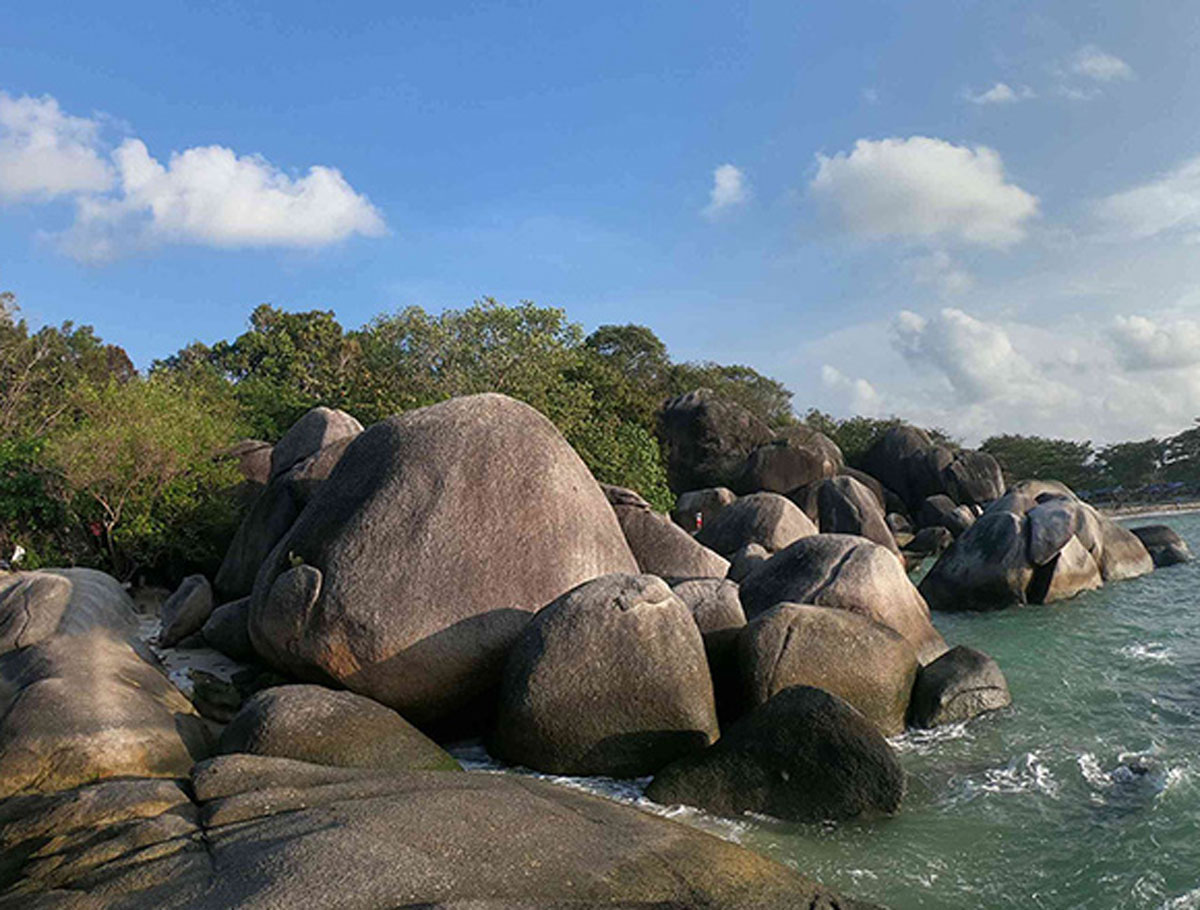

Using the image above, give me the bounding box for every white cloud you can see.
[861,87,880,105]
[702,163,748,219]
[1111,314,1200,370]
[1071,46,1134,83]
[810,136,1039,248]
[1094,155,1200,241]
[962,83,1034,105]
[820,364,883,415]
[0,92,113,201]
[60,138,386,261]
[909,250,974,296]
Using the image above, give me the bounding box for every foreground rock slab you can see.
[0,754,877,909]
[647,686,904,823]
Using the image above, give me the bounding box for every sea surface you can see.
[457,510,1200,910]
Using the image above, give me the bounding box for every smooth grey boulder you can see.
[214,435,358,600]
[1096,517,1155,582]
[909,645,1011,728]
[906,525,953,557]
[223,438,273,485]
[200,597,254,663]
[942,449,1005,507]
[920,510,1035,611]
[776,424,845,475]
[0,630,211,799]
[1028,535,1103,604]
[1132,525,1192,567]
[818,475,902,560]
[696,492,817,557]
[646,686,904,823]
[859,425,940,511]
[0,568,139,655]
[658,389,773,492]
[727,542,770,582]
[218,684,461,772]
[671,486,736,533]
[842,467,887,507]
[887,512,914,536]
[786,479,821,522]
[732,433,840,496]
[918,494,975,537]
[250,394,638,726]
[0,753,874,909]
[491,574,718,776]
[739,534,947,664]
[739,604,919,736]
[158,574,214,648]
[604,485,730,579]
[268,405,363,482]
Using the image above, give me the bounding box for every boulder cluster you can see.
[0,387,1181,907]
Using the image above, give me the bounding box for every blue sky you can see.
[4,1,1200,442]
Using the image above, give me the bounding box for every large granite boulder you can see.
[646,686,904,823]
[223,438,273,485]
[860,425,1002,511]
[0,754,874,909]
[658,389,773,492]
[739,534,947,664]
[268,405,363,482]
[603,484,729,578]
[214,434,358,600]
[727,542,770,582]
[1132,524,1192,567]
[817,475,902,560]
[218,684,460,772]
[158,574,214,647]
[943,449,1005,507]
[909,645,1011,728]
[921,485,1152,611]
[732,430,841,496]
[249,394,638,726]
[491,574,718,776]
[917,494,976,537]
[739,604,919,735]
[671,577,747,721]
[671,486,736,533]
[0,630,211,799]
[695,492,817,557]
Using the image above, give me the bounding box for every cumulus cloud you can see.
[909,250,974,296]
[820,365,883,415]
[810,136,1039,248]
[1071,46,1134,83]
[1094,155,1200,241]
[702,163,748,219]
[0,92,113,201]
[962,83,1034,105]
[59,139,386,261]
[1111,314,1200,370]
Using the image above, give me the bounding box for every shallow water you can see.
[747,512,1200,910]
[458,512,1200,909]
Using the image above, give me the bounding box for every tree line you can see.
[4,290,1197,584]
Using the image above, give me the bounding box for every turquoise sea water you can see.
[743,511,1200,909]
[456,512,1200,909]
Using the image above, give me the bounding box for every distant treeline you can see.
[3,290,1196,583]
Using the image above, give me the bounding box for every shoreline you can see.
[1095,500,1200,521]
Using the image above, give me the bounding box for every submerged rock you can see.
[491,573,718,776]
[1132,524,1192,567]
[908,645,1012,728]
[646,686,904,823]
[249,393,637,726]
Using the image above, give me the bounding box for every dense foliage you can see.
[2,295,791,579]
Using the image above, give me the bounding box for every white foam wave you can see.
[1162,886,1200,909]
[889,721,972,755]
[1119,642,1174,663]
[976,752,1060,797]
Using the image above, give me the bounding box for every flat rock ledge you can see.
[0,754,879,910]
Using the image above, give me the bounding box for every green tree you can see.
[979,434,1096,489]
[1095,438,1165,488]
[668,361,795,427]
[46,375,246,579]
